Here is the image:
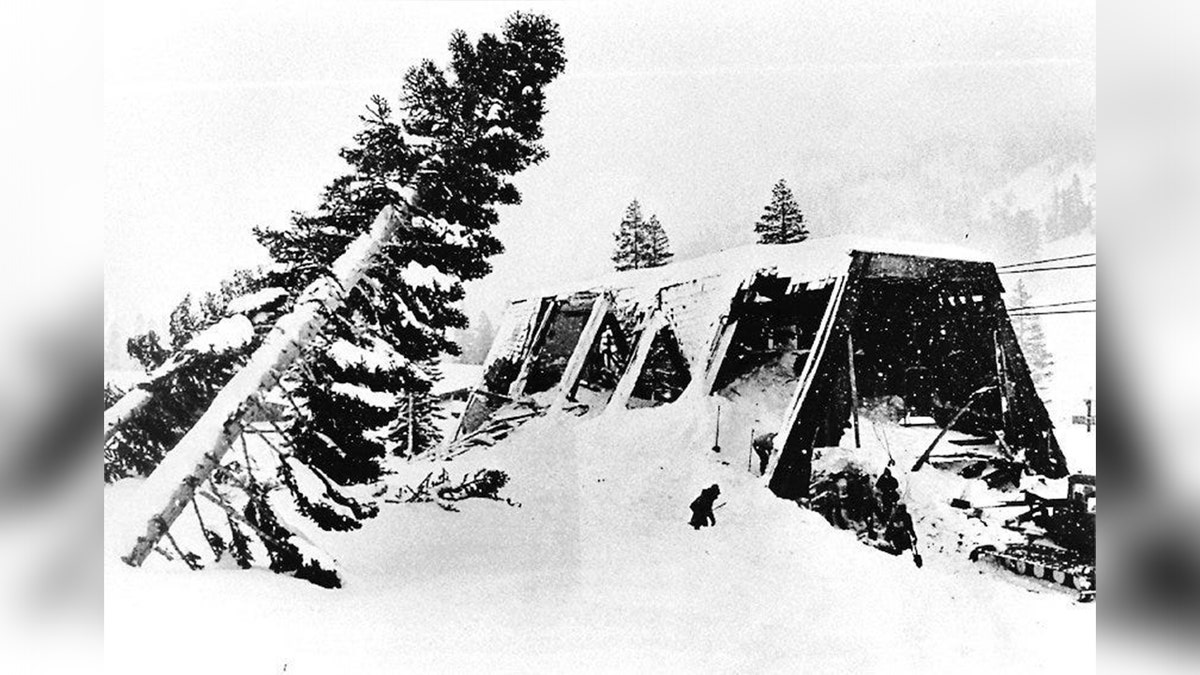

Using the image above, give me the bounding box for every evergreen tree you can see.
[612,200,645,271]
[987,201,1042,262]
[126,330,168,373]
[106,12,565,586]
[644,215,673,268]
[1046,173,1094,240]
[612,200,673,271]
[391,376,446,458]
[1009,281,1053,388]
[256,12,564,478]
[168,295,201,350]
[754,179,808,244]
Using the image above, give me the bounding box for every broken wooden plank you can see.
[910,384,997,473]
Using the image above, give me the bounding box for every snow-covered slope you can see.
[106,388,1094,673]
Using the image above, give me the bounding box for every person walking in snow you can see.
[752,432,776,475]
[883,503,922,568]
[689,484,721,529]
[875,466,900,522]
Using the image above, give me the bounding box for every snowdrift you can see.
[106,386,1094,673]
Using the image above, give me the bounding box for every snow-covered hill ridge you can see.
[980,158,1096,225]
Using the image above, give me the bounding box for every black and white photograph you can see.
[0,0,1168,670]
[96,2,1102,672]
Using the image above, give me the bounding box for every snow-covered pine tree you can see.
[257,12,564,478]
[612,200,673,271]
[125,330,168,373]
[1009,280,1053,388]
[107,268,277,482]
[644,214,673,268]
[754,179,808,245]
[111,13,564,586]
[612,200,646,271]
[391,371,446,458]
[167,294,202,350]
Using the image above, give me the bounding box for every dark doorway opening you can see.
[711,274,835,392]
[629,325,692,407]
[525,294,596,395]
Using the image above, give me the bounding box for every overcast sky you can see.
[104,0,1095,337]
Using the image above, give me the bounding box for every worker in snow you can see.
[689,484,721,530]
[752,432,776,475]
[883,503,923,568]
[875,466,900,522]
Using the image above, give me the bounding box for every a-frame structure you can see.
[453,238,1069,500]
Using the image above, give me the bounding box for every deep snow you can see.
[105,386,1094,674]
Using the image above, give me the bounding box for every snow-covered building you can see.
[455,236,1068,499]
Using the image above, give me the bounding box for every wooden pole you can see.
[911,384,996,472]
[847,331,861,449]
[712,404,722,453]
[748,428,754,472]
[993,329,1010,435]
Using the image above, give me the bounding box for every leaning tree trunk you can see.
[119,201,412,567]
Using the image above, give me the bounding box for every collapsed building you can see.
[452,237,1068,499]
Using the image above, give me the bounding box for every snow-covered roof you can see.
[517,235,989,303]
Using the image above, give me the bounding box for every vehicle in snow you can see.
[968,474,1096,601]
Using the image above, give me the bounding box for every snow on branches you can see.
[110,12,566,588]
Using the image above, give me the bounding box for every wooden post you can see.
[993,329,1010,434]
[847,331,861,449]
[508,298,556,398]
[748,428,754,472]
[712,404,722,453]
[1072,398,1096,432]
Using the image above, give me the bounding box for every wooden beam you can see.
[607,312,665,411]
[508,298,556,398]
[765,273,850,480]
[910,384,997,472]
[703,317,739,393]
[848,331,861,449]
[554,294,612,407]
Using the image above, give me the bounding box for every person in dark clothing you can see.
[875,466,900,522]
[752,432,776,475]
[883,503,922,567]
[689,484,721,529]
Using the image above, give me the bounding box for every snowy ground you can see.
[106,387,1094,674]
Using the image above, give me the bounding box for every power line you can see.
[1006,299,1096,312]
[997,263,1096,274]
[1009,308,1096,317]
[996,252,1095,270]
